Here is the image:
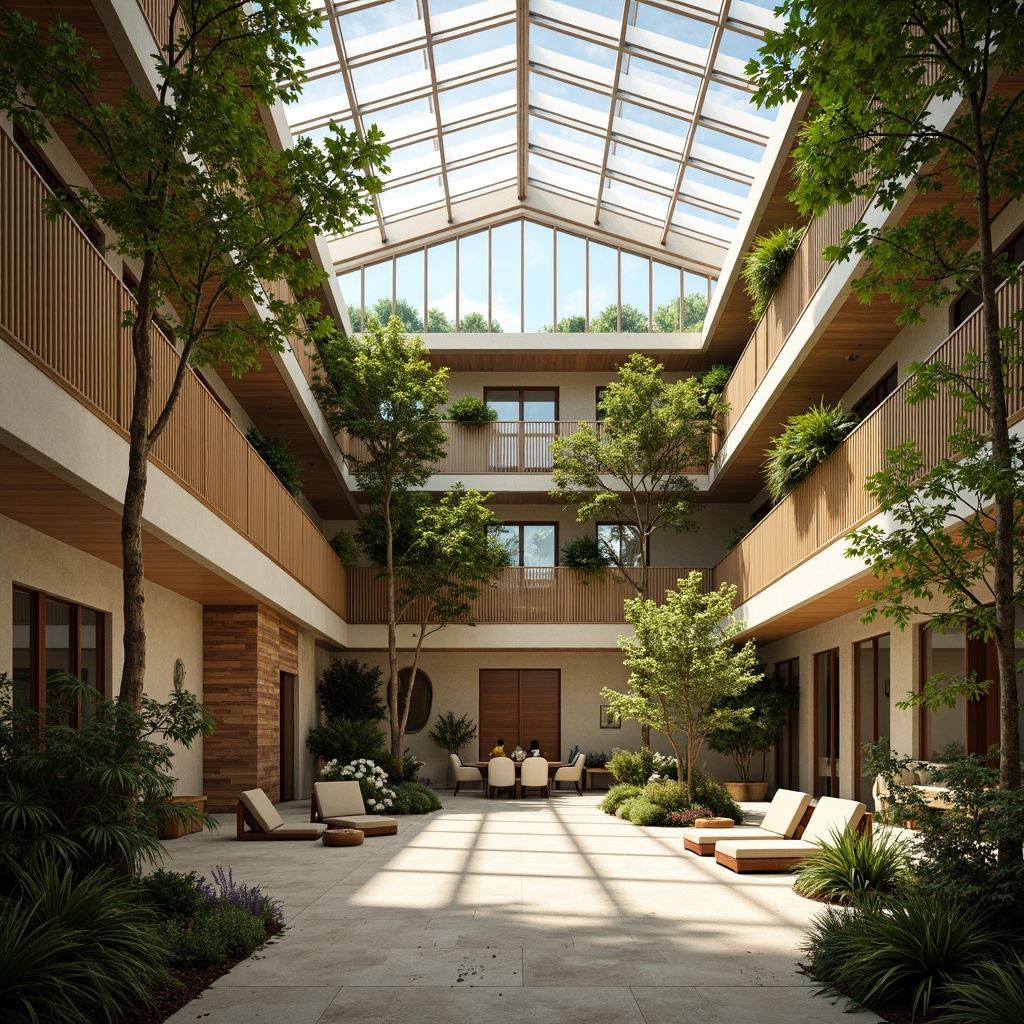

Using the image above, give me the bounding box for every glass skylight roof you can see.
[289,0,787,274]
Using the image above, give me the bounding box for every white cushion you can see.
[487,756,516,786]
[451,754,483,782]
[759,789,812,838]
[323,814,398,830]
[681,825,785,847]
[239,789,284,833]
[716,838,816,859]
[800,797,866,845]
[314,780,367,818]
[553,753,584,782]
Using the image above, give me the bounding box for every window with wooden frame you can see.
[596,523,644,567]
[488,523,558,566]
[950,225,1024,330]
[853,365,898,420]
[12,588,105,726]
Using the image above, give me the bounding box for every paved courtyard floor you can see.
[159,793,882,1024]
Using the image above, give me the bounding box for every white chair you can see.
[551,752,585,795]
[487,756,516,798]
[519,756,549,798]
[450,754,484,796]
[681,788,812,856]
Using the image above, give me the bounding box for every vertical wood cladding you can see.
[202,604,300,812]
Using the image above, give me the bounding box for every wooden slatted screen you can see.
[478,669,560,763]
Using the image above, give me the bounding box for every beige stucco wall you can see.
[0,513,205,793]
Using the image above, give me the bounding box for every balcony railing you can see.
[0,131,347,618]
[713,272,1024,607]
[714,197,872,451]
[347,566,711,625]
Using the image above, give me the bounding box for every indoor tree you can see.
[602,572,761,786]
[0,2,387,711]
[751,0,1024,825]
[312,314,449,756]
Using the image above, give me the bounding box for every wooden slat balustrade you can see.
[714,196,872,449]
[346,566,711,625]
[0,130,346,619]
[714,274,1024,606]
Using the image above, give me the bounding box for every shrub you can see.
[317,659,386,723]
[764,400,859,504]
[793,827,911,905]
[321,758,396,813]
[391,781,442,814]
[616,799,639,820]
[687,770,743,822]
[667,807,716,827]
[377,750,425,784]
[626,800,670,826]
[941,956,1024,1024]
[607,748,677,786]
[584,750,610,769]
[306,718,386,765]
[641,779,687,812]
[803,892,1004,1019]
[741,224,804,322]
[598,784,642,814]
[139,869,209,923]
[448,396,497,422]
[329,530,360,566]
[0,674,214,886]
[246,426,302,496]
[0,865,169,1024]
[428,711,477,755]
[560,535,610,574]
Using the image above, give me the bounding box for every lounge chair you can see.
[713,796,868,873]
[551,752,585,795]
[450,754,484,796]
[237,788,328,841]
[681,788,812,856]
[311,780,398,836]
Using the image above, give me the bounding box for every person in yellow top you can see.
[490,739,505,757]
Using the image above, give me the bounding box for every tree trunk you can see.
[971,100,1022,866]
[117,271,156,712]
[384,490,401,755]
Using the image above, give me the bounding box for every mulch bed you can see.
[102,922,284,1024]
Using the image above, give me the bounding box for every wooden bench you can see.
[585,767,614,790]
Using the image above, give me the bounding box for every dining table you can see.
[473,759,563,798]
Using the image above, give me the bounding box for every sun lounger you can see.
[681,788,812,856]
[713,795,867,873]
[237,788,328,840]
[311,780,398,837]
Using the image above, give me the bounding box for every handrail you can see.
[0,130,347,618]
[346,566,712,624]
[713,272,1024,607]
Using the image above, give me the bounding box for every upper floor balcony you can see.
[347,566,711,625]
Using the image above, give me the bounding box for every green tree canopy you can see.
[354,298,424,334]
[427,308,455,333]
[0,2,387,709]
[458,311,502,333]
[313,314,448,754]
[603,572,761,784]
[589,302,650,333]
[652,293,709,333]
[751,0,1024,809]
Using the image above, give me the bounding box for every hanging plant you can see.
[764,400,859,504]
[741,224,805,322]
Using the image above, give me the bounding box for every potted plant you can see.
[740,224,805,322]
[448,396,497,424]
[708,669,799,801]
[428,711,478,788]
[560,535,609,584]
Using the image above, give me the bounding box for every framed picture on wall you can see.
[599,704,621,729]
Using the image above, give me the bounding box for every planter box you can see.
[723,782,768,802]
[156,796,207,840]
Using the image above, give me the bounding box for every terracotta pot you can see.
[724,781,769,802]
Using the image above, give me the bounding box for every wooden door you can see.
[279,673,295,802]
[966,637,1000,760]
[814,649,840,797]
[479,669,560,761]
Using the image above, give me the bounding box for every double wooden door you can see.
[479,669,560,761]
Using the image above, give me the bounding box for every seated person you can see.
[529,739,543,757]
[490,738,505,757]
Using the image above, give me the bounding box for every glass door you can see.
[815,648,840,797]
[484,388,557,470]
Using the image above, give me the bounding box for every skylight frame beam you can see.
[591,3,633,227]
[420,0,453,224]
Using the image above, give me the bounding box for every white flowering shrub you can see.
[320,758,396,814]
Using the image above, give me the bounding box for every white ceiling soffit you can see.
[288,0,787,274]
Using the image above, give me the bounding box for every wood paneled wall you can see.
[202,604,300,811]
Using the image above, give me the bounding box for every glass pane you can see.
[489,525,520,564]
[458,230,489,331]
[394,251,425,332]
[80,608,101,715]
[588,241,618,331]
[490,221,521,332]
[522,524,556,566]
[12,589,31,711]
[484,389,520,421]
[924,626,966,760]
[338,270,362,332]
[363,261,393,327]
[620,252,649,331]
[683,272,710,331]
[523,222,553,332]
[856,640,876,806]
[523,389,556,421]
[556,231,586,331]
[652,261,680,332]
[597,524,643,567]
[45,598,72,717]
[426,241,456,332]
